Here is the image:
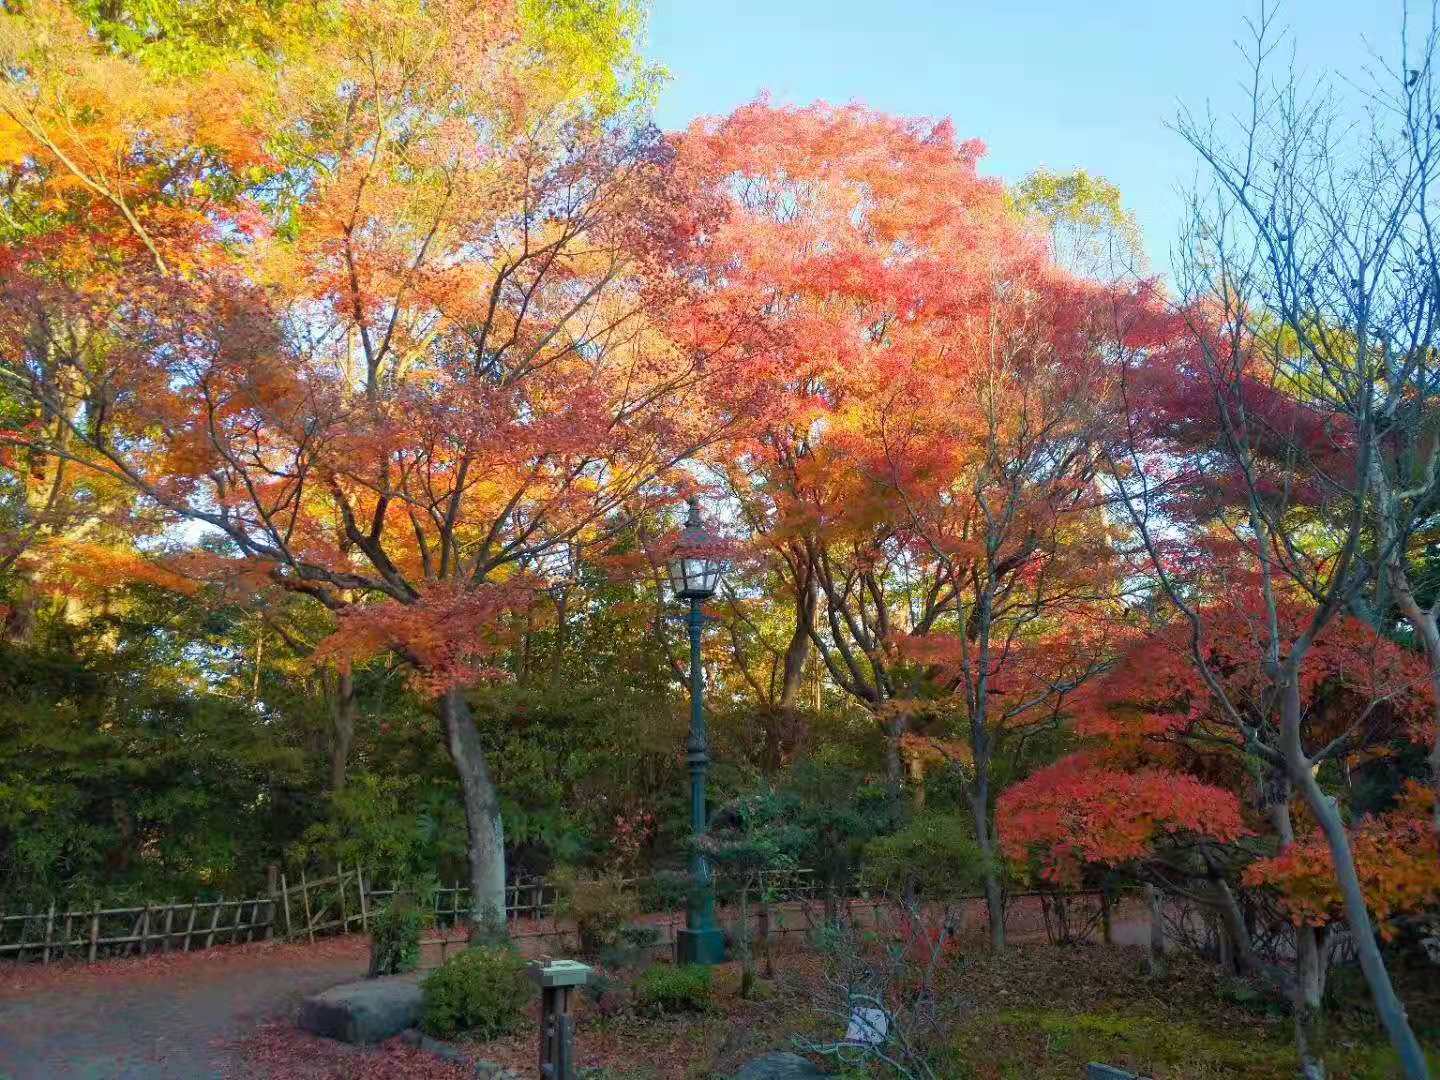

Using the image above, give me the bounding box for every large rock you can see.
[297,975,424,1044]
[732,1052,828,1079]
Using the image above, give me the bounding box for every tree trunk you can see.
[1279,677,1429,1079]
[823,876,839,927]
[777,568,816,710]
[1293,924,1328,1080]
[1296,766,1428,1078]
[967,786,1005,952]
[758,898,774,978]
[1215,914,1233,974]
[329,669,358,793]
[738,882,755,999]
[1145,883,1167,977]
[1210,876,1258,977]
[884,710,907,786]
[2,573,38,644]
[439,686,507,936]
[771,571,817,772]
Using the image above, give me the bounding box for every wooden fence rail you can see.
[0,865,1104,967]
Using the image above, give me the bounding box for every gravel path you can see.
[0,937,370,1080]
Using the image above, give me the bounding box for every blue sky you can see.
[645,1,1402,282]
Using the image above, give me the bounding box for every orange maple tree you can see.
[678,98,1182,948]
[0,0,763,925]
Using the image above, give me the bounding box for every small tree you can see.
[700,789,805,996]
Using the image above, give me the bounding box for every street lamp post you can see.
[667,497,727,966]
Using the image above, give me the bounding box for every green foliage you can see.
[766,749,904,906]
[420,944,535,1040]
[290,774,466,889]
[862,812,988,899]
[468,667,681,872]
[632,963,712,1015]
[554,870,639,957]
[596,921,662,970]
[0,586,310,905]
[702,788,806,887]
[1012,167,1143,274]
[945,1008,1440,1080]
[517,0,660,112]
[367,893,431,977]
[75,0,332,74]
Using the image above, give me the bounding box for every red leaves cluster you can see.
[997,755,1248,886]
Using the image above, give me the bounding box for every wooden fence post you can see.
[183,901,198,952]
[205,897,224,950]
[88,902,100,962]
[357,866,369,934]
[300,868,315,944]
[137,905,151,956]
[162,902,176,952]
[41,902,55,965]
[280,873,293,941]
[338,862,350,931]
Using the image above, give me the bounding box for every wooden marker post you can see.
[528,959,591,1080]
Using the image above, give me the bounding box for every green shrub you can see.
[596,920,662,970]
[861,812,988,900]
[368,893,431,977]
[420,945,535,1039]
[633,963,712,1014]
[556,871,638,956]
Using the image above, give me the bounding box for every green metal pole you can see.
[677,595,724,965]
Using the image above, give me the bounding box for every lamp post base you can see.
[675,926,727,966]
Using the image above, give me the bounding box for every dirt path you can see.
[0,937,371,1080]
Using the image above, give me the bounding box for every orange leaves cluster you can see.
[314,583,529,696]
[1243,783,1440,938]
[0,0,764,685]
[997,754,1249,886]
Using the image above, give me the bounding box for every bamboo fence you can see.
[0,864,1104,967]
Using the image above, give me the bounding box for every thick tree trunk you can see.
[329,669,358,793]
[770,571,817,771]
[1268,778,1330,1078]
[439,686,507,936]
[778,570,816,711]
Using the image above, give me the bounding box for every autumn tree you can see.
[0,0,756,928]
[999,583,1439,1075]
[1094,7,1440,1071]
[679,100,1164,949]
